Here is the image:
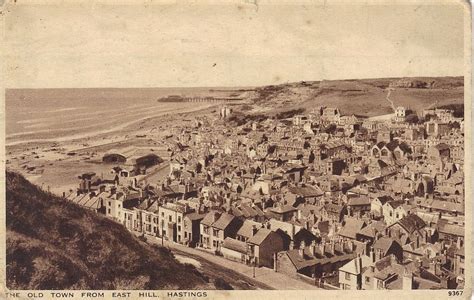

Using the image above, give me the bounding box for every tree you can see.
[405,114,419,124]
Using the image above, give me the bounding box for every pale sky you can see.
[3,1,467,88]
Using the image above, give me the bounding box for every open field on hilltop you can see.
[245,76,463,117]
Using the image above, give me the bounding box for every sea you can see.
[6,87,238,145]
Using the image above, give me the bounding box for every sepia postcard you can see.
[0,0,472,299]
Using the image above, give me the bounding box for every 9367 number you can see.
[448,290,463,296]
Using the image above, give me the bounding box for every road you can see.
[143,235,321,290]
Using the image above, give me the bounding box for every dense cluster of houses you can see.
[66,104,465,290]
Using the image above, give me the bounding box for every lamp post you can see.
[161,221,164,246]
[253,258,256,278]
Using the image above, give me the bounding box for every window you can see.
[390,211,393,217]
[118,204,121,208]
[178,216,181,223]
[213,229,219,237]
[169,216,172,222]
[345,272,351,280]
[108,201,111,206]
[108,209,111,214]
[177,225,181,232]
[365,276,370,283]
[161,212,164,217]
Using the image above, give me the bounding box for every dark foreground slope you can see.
[6,171,209,290]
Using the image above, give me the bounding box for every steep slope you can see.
[6,171,209,290]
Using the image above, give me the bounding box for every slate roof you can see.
[373,237,399,256]
[347,196,371,206]
[338,218,366,239]
[431,200,464,213]
[222,237,248,254]
[269,205,297,214]
[285,245,357,271]
[248,228,273,245]
[376,195,394,205]
[201,211,220,226]
[396,214,426,234]
[212,213,236,230]
[339,255,374,275]
[185,212,206,221]
[288,185,324,197]
[238,203,265,218]
[357,221,386,238]
[385,200,405,209]
[437,220,464,237]
[324,203,345,215]
[237,220,262,239]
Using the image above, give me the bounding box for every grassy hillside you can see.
[244,76,463,118]
[6,171,209,290]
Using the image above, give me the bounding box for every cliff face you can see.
[6,171,208,290]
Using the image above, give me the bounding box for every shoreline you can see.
[6,103,218,147]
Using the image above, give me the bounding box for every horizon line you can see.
[5,75,464,90]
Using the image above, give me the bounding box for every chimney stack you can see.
[298,246,304,258]
[330,241,335,255]
[347,240,354,253]
[370,247,376,262]
[319,242,325,255]
[252,225,258,236]
[300,240,306,250]
[212,211,220,223]
[309,241,317,256]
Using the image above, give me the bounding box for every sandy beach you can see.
[5,90,225,197]
[6,103,217,146]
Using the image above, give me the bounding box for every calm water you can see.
[6,88,235,142]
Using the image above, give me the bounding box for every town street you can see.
[144,235,321,290]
